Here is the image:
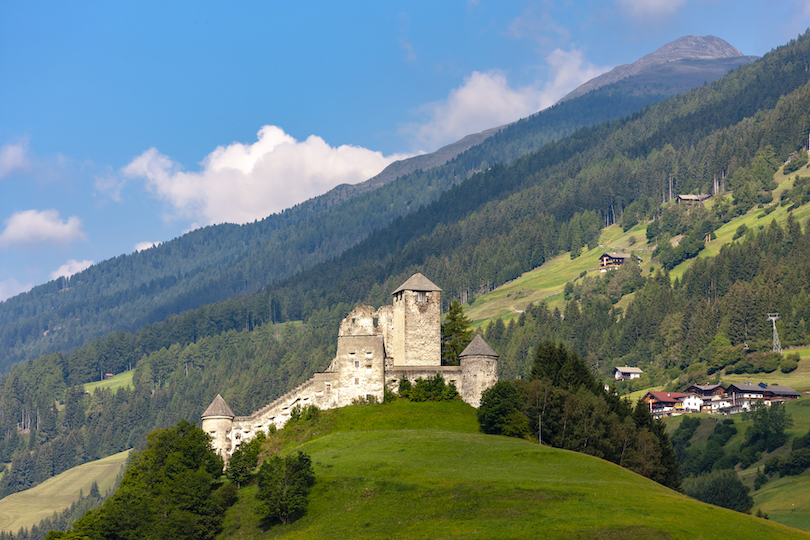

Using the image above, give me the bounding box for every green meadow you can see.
[218,401,807,539]
[83,370,134,394]
[0,449,129,533]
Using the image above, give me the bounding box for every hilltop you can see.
[222,401,804,539]
[559,35,757,102]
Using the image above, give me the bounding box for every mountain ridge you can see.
[559,35,758,102]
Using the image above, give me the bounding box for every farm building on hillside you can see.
[599,252,633,272]
[613,366,643,380]
[676,194,711,204]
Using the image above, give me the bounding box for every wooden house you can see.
[676,194,711,205]
[599,252,632,272]
[642,391,686,419]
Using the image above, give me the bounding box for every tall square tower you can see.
[391,273,442,366]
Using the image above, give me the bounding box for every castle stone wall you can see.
[203,274,498,462]
[460,355,498,408]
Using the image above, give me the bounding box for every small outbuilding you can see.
[676,194,711,205]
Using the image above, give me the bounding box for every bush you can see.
[257,451,315,525]
[682,470,753,513]
[781,352,800,373]
[478,381,529,438]
[754,468,768,490]
[402,374,459,402]
[779,448,810,476]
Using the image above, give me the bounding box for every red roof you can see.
[646,391,686,404]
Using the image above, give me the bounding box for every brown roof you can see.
[459,335,498,358]
[202,394,234,418]
[614,366,643,374]
[392,273,441,294]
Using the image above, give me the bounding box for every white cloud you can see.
[402,49,608,150]
[0,209,86,247]
[507,4,570,47]
[119,125,408,226]
[0,277,33,303]
[616,0,688,20]
[50,259,93,280]
[134,241,160,252]
[0,141,31,178]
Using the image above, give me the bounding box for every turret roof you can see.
[202,394,235,418]
[392,273,441,294]
[459,335,498,358]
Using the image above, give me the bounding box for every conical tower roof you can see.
[392,273,441,294]
[202,394,234,418]
[459,335,498,358]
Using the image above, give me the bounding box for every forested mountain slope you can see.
[1,32,810,507]
[0,38,753,374]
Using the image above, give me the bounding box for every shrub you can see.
[682,470,753,513]
[781,352,800,373]
[257,451,315,525]
[478,381,528,437]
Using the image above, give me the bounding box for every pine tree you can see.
[441,301,474,366]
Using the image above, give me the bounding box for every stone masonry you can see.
[202,273,498,461]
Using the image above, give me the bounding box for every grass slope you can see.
[466,162,810,328]
[663,397,810,532]
[0,449,129,533]
[84,370,134,394]
[219,401,806,539]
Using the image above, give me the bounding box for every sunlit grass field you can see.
[218,401,807,539]
[0,449,129,533]
[84,370,134,394]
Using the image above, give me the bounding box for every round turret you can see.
[201,394,235,460]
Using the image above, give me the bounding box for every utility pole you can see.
[538,412,542,445]
[767,313,782,354]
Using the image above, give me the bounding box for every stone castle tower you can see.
[202,273,498,461]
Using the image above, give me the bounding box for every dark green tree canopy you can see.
[257,451,315,525]
[51,419,232,540]
[441,300,474,366]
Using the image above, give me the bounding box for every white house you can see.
[613,366,643,381]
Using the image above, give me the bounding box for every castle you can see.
[202,273,499,460]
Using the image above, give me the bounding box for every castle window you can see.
[417,291,427,303]
[354,360,360,368]
[373,317,378,327]
[354,377,360,385]
[325,383,332,392]
[365,351,372,359]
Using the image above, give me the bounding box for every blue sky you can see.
[2,0,809,301]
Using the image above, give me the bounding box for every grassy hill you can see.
[217,401,805,539]
[466,161,810,327]
[663,397,810,532]
[0,449,129,534]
